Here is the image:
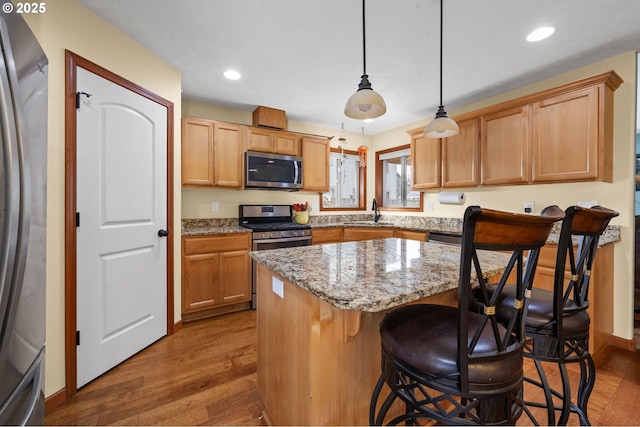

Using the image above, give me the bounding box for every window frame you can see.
[375,144,423,212]
[319,147,367,212]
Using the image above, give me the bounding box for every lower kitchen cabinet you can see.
[342,227,394,242]
[532,243,613,356]
[394,229,428,241]
[182,233,251,321]
[312,227,342,244]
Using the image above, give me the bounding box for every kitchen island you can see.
[250,238,511,426]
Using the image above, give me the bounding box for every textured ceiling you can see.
[76,0,640,135]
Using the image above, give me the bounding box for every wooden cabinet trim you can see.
[451,71,622,123]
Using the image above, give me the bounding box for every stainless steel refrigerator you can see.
[0,11,47,426]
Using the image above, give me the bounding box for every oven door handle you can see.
[252,235,311,249]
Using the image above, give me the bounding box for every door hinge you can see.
[76,212,80,227]
[76,91,92,109]
[76,330,80,346]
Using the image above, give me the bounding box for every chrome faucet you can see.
[372,198,381,223]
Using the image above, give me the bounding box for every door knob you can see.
[158,229,169,237]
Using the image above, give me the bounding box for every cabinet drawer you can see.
[183,233,251,255]
[312,228,342,244]
[394,229,428,241]
[343,228,394,242]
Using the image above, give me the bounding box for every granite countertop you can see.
[181,218,249,236]
[307,215,620,247]
[181,215,621,246]
[249,238,511,312]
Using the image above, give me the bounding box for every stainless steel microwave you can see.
[245,151,303,190]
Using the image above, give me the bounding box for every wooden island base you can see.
[256,263,458,426]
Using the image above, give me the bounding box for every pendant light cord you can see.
[362,0,367,76]
[438,0,443,107]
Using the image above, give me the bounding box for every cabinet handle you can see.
[158,229,169,237]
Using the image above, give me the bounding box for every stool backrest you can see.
[551,205,619,335]
[458,205,565,390]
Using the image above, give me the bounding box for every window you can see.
[320,148,366,210]
[376,144,423,211]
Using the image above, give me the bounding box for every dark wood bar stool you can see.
[473,205,618,425]
[369,205,564,425]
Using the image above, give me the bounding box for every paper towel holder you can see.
[438,191,466,205]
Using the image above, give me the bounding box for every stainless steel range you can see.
[239,204,312,308]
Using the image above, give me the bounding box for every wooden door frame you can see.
[64,50,175,399]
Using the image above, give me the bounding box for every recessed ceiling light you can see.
[363,118,374,123]
[527,26,555,42]
[223,70,242,80]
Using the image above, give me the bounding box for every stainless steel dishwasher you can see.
[427,232,462,246]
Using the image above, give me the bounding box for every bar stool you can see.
[369,205,564,425]
[473,205,618,425]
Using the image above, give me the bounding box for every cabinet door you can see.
[182,116,214,186]
[302,136,330,191]
[342,227,394,242]
[274,132,300,156]
[481,106,531,185]
[182,253,219,313]
[442,118,479,188]
[213,122,244,187]
[532,86,599,182]
[410,130,441,189]
[312,228,342,244]
[394,229,428,241]
[247,127,274,152]
[219,250,251,305]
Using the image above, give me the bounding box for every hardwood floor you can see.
[46,309,640,426]
[45,310,266,426]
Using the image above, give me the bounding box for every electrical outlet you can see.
[524,201,534,214]
[211,201,219,212]
[272,276,284,299]
[425,201,434,211]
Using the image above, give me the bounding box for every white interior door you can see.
[75,67,167,388]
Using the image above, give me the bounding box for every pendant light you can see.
[344,0,386,120]
[424,0,458,138]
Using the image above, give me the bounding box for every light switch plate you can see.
[272,276,284,299]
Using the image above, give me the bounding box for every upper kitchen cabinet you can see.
[409,128,441,189]
[213,122,245,187]
[182,116,244,188]
[274,132,300,156]
[182,116,214,186]
[531,80,616,183]
[442,118,480,188]
[409,118,479,189]
[246,126,300,156]
[301,135,330,192]
[481,106,531,185]
[481,71,621,185]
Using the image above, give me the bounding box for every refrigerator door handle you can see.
[0,17,22,348]
[0,347,44,424]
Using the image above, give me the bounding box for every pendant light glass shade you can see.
[345,74,386,119]
[424,105,459,138]
[425,0,458,138]
[345,0,386,120]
